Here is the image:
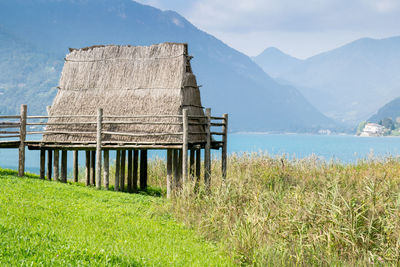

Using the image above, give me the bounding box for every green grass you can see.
[0,168,234,266]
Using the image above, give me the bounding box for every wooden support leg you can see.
[115,150,120,191]
[189,148,195,179]
[47,149,52,181]
[40,149,45,180]
[167,149,173,198]
[140,150,147,190]
[120,150,126,192]
[53,150,59,181]
[61,150,67,183]
[173,149,179,189]
[127,150,133,193]
[178,149,182,188]
[73,150,78,183]
[90,150,95,186]
[133,150,138,192]
[195,149,201,191]
[103,150,109,190]
[85,151,90,186]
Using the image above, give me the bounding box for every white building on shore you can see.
[360,123,385,136]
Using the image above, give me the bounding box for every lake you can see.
[1,133,400,174]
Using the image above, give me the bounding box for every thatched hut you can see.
[28,43,227,196]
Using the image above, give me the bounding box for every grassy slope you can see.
[0,169,233,266]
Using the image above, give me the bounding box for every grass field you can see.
[0,168,233,266]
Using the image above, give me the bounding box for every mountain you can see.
[368,96,400,123]
[252,47,301,78]
[0,0,336,132]
[254,37,400,125]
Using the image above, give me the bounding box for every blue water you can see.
[1,134,400,174]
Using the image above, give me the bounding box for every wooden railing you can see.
[0,105,228,181]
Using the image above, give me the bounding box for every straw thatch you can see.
[43,43,206,144]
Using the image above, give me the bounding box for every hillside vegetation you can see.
[0,169,233,266]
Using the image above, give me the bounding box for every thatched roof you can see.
[43,43,206,144]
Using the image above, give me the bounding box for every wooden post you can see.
[133,150,138,192]
[140,150,147,190]
[90,150,95,186]
[173,149,179,188]
[189,148,195,179]
[18,104,27,177]
[167,149,173,198]
[182,109,188,184]
[61,150,67,183]
[195,149,201,191]
[205,108,211,189]
[115,150,120,191]
[103,150,109,190]
[40,149,45,179]
[54,150,59,181]
[222,113,228,180]
[73,151,78,183]
[120,150,126,191]
[127,150,133,193]
[85,151,90,186]
[47,149,52,181]
[96,108,103,189]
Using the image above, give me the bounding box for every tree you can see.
[382,117,395,130]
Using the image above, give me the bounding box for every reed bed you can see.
[148,153,400,266]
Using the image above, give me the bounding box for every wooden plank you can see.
[47,149,52,181]
[115,150,120,191]
[0,115,20,119]
[205,108,211,189]
[127,150,133,193]
[0,135,20,138]
[96,108,103,189]
[140,150,147,190]
[133,150,138,192]
[73,150,79,183]
[61,150,67,183]
[102,131,183,137]
[18,104,27,177]
[222,114,228,180]
[102,121,182,125]
[103,150,109,190]
[85,151,90,186]
[40,149,45,179]
[54,150,59,181]
[211,132,224,136]
[167,149,173,198]
[0,131,19,134]
[103,115,182,119]
[120,150,126,191]
[182,109,188,184]
[90,150,95,186]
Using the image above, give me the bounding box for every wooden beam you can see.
[140,150,147,190]
[61,150,67,183]
[133,150,138,192]
[167,149,173,198]
[96,108,103,189]
[73,150,78,183]
[103,150,109,190]
[47,149,52,181]
[85,151,90,186]
[115,150,120,191]
[53,150,59,181]
[18,104,27,177]
[120,150,126,192]
[40,149,45,179]
[90,150,95,186]
[127,150,133,193]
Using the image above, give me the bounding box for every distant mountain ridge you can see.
[254,37,400,125]
[0,0,336,132]
[368,97,400,123]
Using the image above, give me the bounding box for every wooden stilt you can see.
[54,150,59,181]
[61,150,67,183]
[173,149,179,189]
[90,150,95,186]
[189,148,195,179]
[205,108,211,189]
[95,108,103,189]
[178,149,182,187]
[222,113,228,180]
[103,150,109,190]
[40,149,45,179]
[73,150,78,183]
[18,104,27,177]
[47,149,52,181]
[115,150,120,191]
[120,150,126,192]
[133,150,138,192]
[182,109,188,183]
[85,151,90,186]
[140,150,147,190]
[167,149,173,198]
[127,150,133,193]
[195,149,201,191]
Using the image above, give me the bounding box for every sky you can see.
[135,0,400,59]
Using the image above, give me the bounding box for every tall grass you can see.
[146,153,400,265]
